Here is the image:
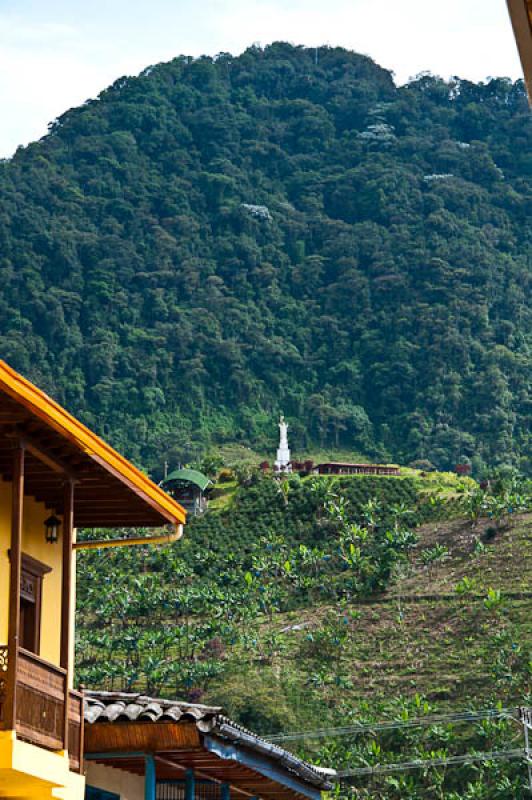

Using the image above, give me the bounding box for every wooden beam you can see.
[73,513,161,522]
[74,484,127,493]
[61,479,75,752]
[73,517,158,525]
[27,480,65,491]
[74,518,160,527]
[71,501,142,510]
[75,520,163,528]
[5,429,78,476]
[25,440,75,475]
[5,444,24,729]
[89,452,180,525]
[69,491,131,501]
[0,412,28,424]
[25,467,64,479]
[36,496,66,508]
[28,480,99,494]
[85,720,200,752]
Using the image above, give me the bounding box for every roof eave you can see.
[0,361,186,526]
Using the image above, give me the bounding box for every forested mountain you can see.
[0,43,530,473]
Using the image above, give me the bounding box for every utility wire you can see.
[266,707,518,742]
[336,748,524,777]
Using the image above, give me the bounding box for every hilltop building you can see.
[267,417,401,477]
[313,462,400,477]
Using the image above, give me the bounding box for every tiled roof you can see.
[84,691,333,790]
[84,691,220,728]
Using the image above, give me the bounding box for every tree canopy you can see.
[0,43,530,473]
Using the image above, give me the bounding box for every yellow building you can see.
[0,360,186,800]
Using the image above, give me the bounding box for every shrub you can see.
[409,459,437,472]
[218,468,235,483]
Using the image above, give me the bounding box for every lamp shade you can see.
[44,514,61,544]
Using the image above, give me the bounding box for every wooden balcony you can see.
[0,645,83,773]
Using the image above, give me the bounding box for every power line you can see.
[337,748,524,778]
[265,707,530,786]
[266,708,519,743]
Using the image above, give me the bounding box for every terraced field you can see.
[207,514,531,723]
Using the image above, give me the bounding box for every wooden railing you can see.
[68,688,84,772]
[0,644,7,726]
[0,645,83,773]
[16,648,66,750]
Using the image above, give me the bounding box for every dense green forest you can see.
[0,43,531,472]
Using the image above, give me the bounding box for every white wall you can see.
[85,762,144,800]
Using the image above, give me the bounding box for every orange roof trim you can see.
[507,0,532,102]
[0,360,186,527]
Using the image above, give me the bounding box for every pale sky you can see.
[0,0,523,159]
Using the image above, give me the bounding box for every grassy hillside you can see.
[208,513,531,715]
[202,512,532,799]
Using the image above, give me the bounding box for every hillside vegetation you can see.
[76,470,532,799]
[0,44,530,472]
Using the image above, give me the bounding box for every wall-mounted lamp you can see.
[44,514,61,544]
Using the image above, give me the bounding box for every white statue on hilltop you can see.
[275,414,292,473]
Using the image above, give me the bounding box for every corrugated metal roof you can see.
[84,691,333,791]
[163,468,212,492]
